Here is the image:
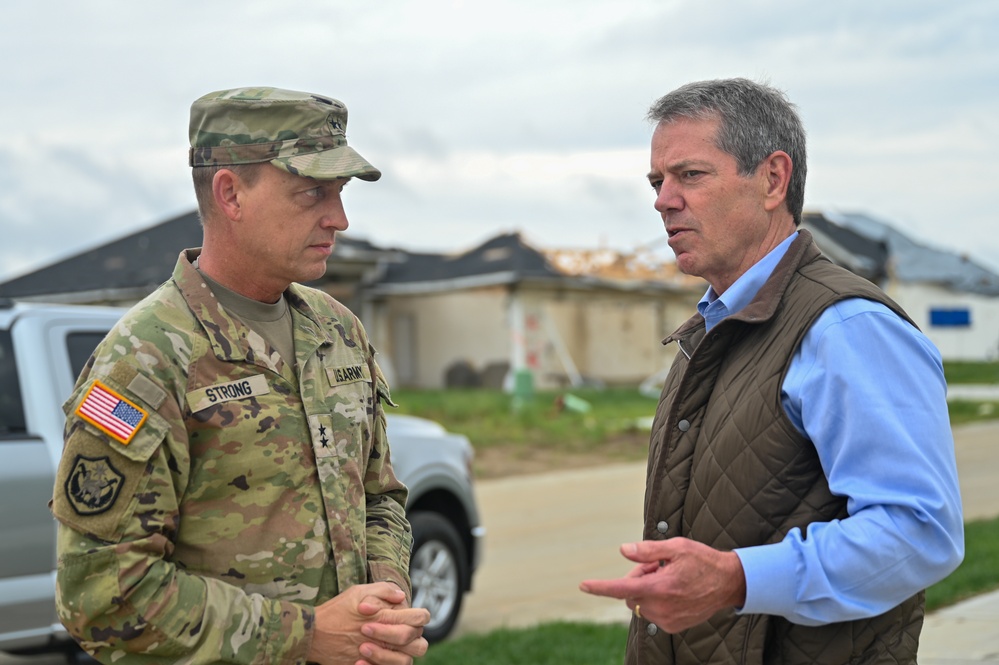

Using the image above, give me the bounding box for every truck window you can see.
[66,331,110,382]
[0,330,26,436]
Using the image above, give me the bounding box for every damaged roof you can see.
[372,231,694,295]
[801,212,890,282]
[378,232,560,285]
[820,211,999,296]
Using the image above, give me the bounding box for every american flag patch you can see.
[76,380,148,445]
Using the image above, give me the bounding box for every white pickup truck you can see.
[0,300,483,659]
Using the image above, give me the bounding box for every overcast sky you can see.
[1,0,997,283]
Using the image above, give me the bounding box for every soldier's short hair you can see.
[190,164,262,224]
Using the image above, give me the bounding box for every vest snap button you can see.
[656,520,669,534]
[646,623,658,636]
[677,419,690,432]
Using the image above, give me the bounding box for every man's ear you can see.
[761,151,792,213]
[212,169,243,222]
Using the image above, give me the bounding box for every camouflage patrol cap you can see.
[188,87,381,181]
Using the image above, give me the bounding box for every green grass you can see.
[941,361,999,424]
[417,516,999,664]
[392,383,999,455]
[947,399,999,426]
[420,622,628,665]
[392,387,657,450]
[943,360,999,385]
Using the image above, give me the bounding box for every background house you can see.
[0,214,703,390]
[365,233,702,389]
[7,208,992,385]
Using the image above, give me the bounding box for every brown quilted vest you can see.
[625,231,925,665]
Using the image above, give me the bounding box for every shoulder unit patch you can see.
[75,380,148,445]
[64,454,125,515]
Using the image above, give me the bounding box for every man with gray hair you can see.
[53,87,428,665]
[581,78,964,664]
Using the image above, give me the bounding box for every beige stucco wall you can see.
[543,293,691,387]
[374,284,700,389]
[376,287,511,388]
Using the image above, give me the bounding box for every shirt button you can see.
[677,419,690,432]
[647,623,658,636]
[656,521,669,534]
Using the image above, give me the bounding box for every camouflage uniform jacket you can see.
[52,248,412,665]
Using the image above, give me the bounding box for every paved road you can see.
[4,421,997,664]
[456,462,648,635]
[945,421,999,522]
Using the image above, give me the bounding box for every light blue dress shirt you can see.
[696,232,964,626]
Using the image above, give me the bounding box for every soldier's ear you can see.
[212,169,243,222]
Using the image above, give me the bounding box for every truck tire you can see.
[408,511,468,643]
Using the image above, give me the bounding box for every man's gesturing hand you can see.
[307,582,430,665]
[579,537,747,634]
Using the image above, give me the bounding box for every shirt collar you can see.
[697,232,798,332]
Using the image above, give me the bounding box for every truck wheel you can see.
[408,511,468,643]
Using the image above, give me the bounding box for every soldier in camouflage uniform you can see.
[52,87,429,665]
